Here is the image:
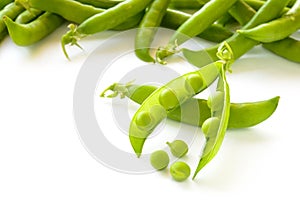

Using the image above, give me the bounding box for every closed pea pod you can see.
[156,0,238,63]
[182,0,291,68]
[129,59,220,157]
[263,37,300,63]
[238,0,300,43]
[161,9,233,43]
[15,8,43,24]
[16,0,105,24]
[135,0,171,63]
[75,0,123,8]
[61,0,154,59]
[0,2,24,42]
[101,83,279,129]
[3,12,64,46]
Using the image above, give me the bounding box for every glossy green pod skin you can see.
[182,0,291,68]
[263,37,300,63]
[15,8,43,24]
[0,3,25,42]
[238,0,300,43]
[135,0,171,63]
[161,9,233,43]
[0,0,13,10]
[129,61,220,157]
[101,83,279,129]
[75,0,123,8]
[3,12,64,46]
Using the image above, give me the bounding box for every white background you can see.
[1,25,300,199]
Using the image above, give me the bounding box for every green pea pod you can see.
[3,12,64,46]
[135,0,171,63]
[263,37,300,63]
[0,2,25,42]
[193,58,231,179]
[75,0,123,8]
[129,61,220,157]
[155,0,238,63]
[101,83,279,129]
[0,0,13,10]
[161,9,233,43]
[168,0,206,10]
[237,0,300,43]
[15,8,43,24]
[182,0,291,68]
[61,0,154,60]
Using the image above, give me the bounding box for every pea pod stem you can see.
[61,0,153,60]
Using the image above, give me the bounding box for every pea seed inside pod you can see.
[185,73,204,93]
[135,111,153,129]
[150,150,170,170]
[207,91,224,111]
[159,88,179,110]
[202,117,220,137]
[170,161,191,182]
[166,140,189,158]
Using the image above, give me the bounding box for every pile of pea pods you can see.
[2,0,299,181]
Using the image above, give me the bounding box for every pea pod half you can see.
[128,61,220,157]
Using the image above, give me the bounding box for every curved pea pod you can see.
[129,61,221,157]
[101,83,279,129]
[75,0,123,8]
[237,0,300,43]
[0,3,25,42]
[193,64,230,179]
[3,12,64,46]
[263,37,300,63]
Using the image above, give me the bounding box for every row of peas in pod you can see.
[2,0,299,181]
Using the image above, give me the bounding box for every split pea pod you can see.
[135,0,171,63]
[193,57,231,179]
[15,8,43,24]
[129,60,221,157]
[155,0,238,63]
[182,0,291,68]
[0,0,13,10]
[61,0,154,59]
[3,12,64,46]
[101,83,280,129]
[238,0,300,43]
[161,9,233,43]
[0,2,24,42]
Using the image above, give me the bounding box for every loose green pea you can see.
[159,88,179,110]
[135,111,152,129]
[166,140,188,158]
[202,117,220,137]
[207,91,224,111]
[150,150,169,170]
[170,161,191,182]
[185,73,204,93]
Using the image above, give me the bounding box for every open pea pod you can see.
[129,61,221,157]
[193,61,231,179]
